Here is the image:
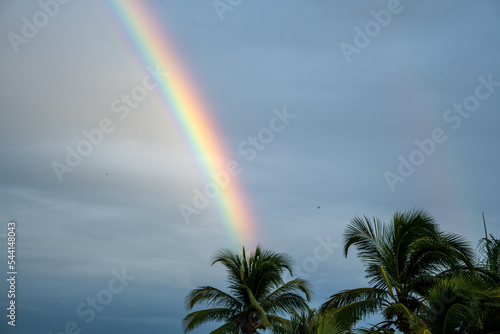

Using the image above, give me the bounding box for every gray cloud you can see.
[0,1,499,333]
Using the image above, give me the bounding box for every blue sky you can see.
[1,1,499,333]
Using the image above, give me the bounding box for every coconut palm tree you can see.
[320,209,474,334]
[183,246,312,334]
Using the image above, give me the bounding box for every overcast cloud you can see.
[1,1,499,333]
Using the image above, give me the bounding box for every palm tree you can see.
[320,209,474,334]
[183,246,313,334]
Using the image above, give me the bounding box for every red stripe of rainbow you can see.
[107,0,256,247]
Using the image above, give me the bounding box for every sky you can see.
[0,0,499,333]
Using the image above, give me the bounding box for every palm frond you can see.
[209,320,240,334]
[182,308,237,333]
[321,287,388,326]
[344,215,386,264]
[185,286,243,310]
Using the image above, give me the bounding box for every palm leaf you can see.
[182,308,237,332]
[321,287,388,326]
[185,286,242,310]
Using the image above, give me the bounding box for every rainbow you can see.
[105,0,256,248]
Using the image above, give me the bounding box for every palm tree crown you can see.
[321,209,474,334]
[183,246,312,334]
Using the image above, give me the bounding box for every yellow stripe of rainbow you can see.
[107,0,256,248]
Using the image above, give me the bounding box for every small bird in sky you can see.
[317,206,320,209]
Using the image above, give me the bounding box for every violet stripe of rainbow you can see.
[107,0,256,247]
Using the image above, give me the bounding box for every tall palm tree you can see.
[183,246,312,334]
[320,209,474,334]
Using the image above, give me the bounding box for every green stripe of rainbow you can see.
[107,0,256,247]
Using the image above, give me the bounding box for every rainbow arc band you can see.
[107,0,256,247]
